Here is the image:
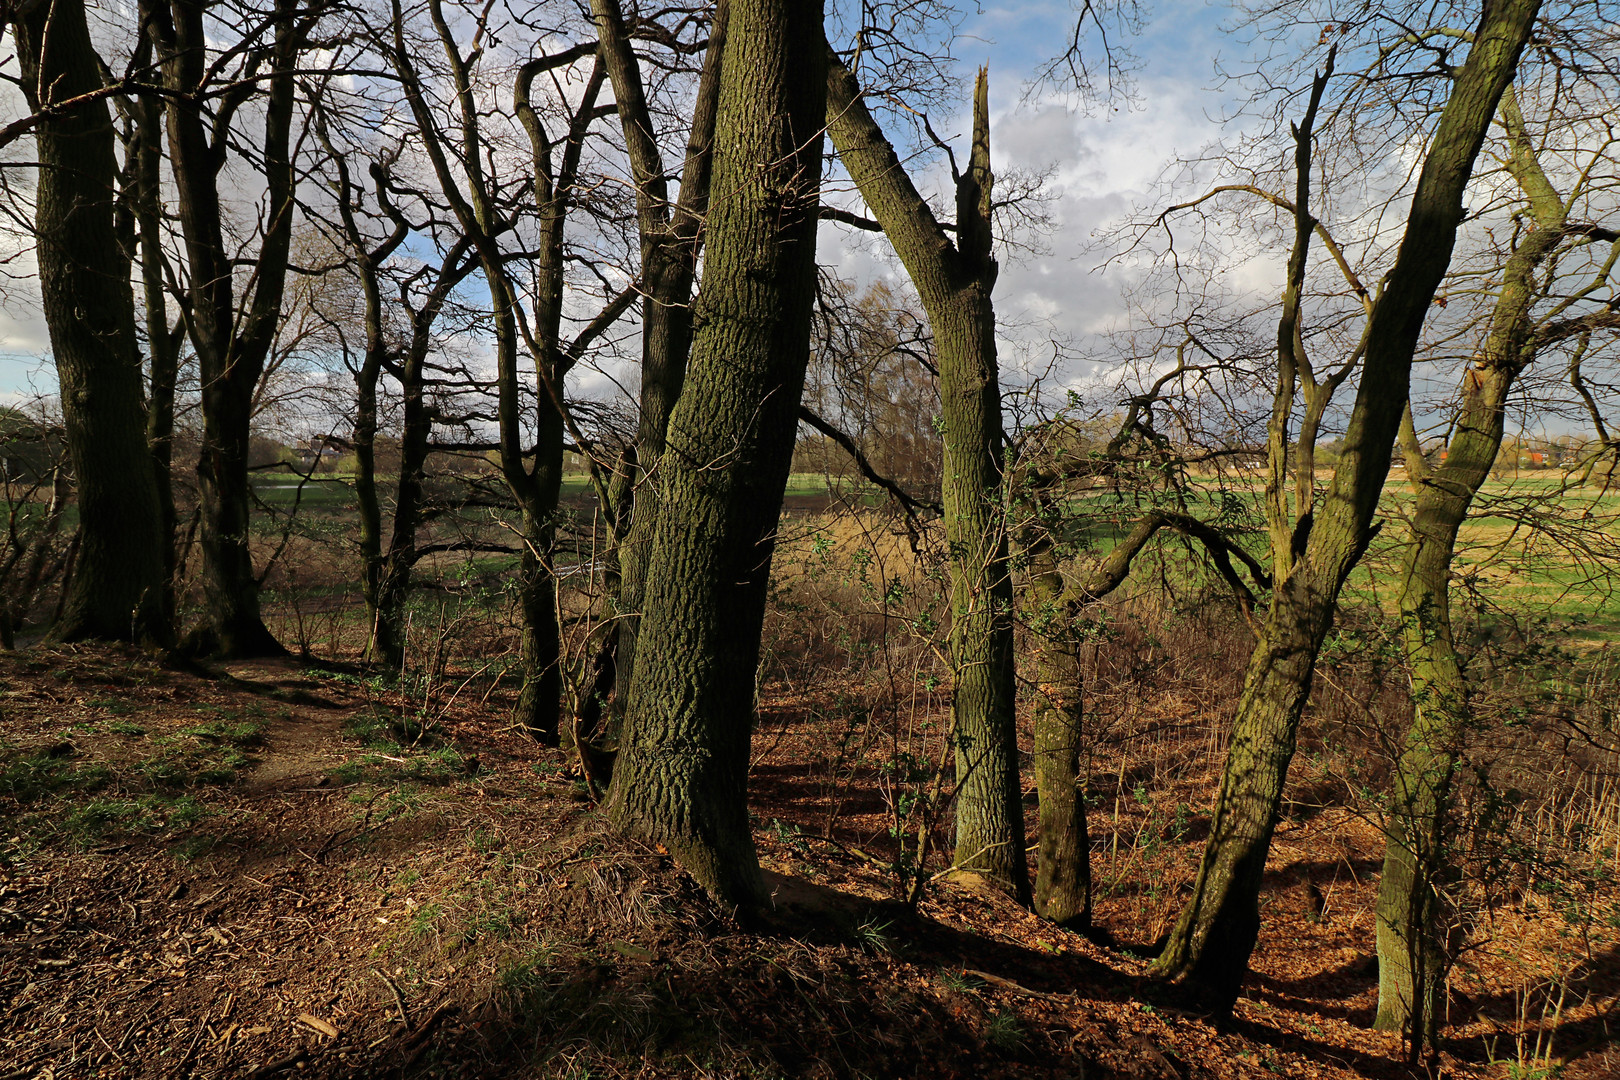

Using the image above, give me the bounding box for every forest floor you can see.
[1,643,1616,1079]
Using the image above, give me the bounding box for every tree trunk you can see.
[593,0,728,722]
[825,56,1029,902]
[371,239,475,668]
[1024,508,1090,926]
[1150,0,1540,1013]
[12,0,170,648]
[1376,83,1575,1051]
[152,0,298,658]
[607,0,826,908]
[132,90,181,632]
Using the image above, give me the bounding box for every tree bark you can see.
[1023,501,1090,926]
[1150,0,1540,1013]
[12,0,170,647]
[371,238,476,667]
[606,0,826,908]
[593,0,728,723]
[1375,84,1581,1051]
[130,86,182,633]
[825,56,1029,902]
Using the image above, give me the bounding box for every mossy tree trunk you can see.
[12,0,170,648]
[1374,83,1612,1053]
[606,0,827,908]
[1150,0,1539,1013]
[825,55,1030,903]
[1019,472,1269,928]
[592,0,729,724]
[1022,496,1090,926]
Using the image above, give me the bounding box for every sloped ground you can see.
[0,645,1614,1078]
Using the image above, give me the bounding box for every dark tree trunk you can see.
[606,0,827,908]
[151,0,299,658]
[131,89,182,631]
[12,0,170,648]
[825,57,1029,902]
[394,0,611,742]
[370,239,476,668]
[592,0,728,722]
[1150,0,1540,1013]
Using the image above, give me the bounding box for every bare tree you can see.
[1148,0,1541,1013]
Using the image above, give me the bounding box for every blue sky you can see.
[0,1,1245,403]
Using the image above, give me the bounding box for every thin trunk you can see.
[1150,0,1539,1013]
[373,239,476,667]
[1024,506,1090,926]
[825,57,1029,902]
[1375,84,1577,1052]
[594,0,729,720]
[133,90,181,630]
[395,0,604,741]
[12,0,170,647]
[607,0,827,908]
[354,311,386,665]
[314,127,409,668]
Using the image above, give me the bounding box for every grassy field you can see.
[240,465,1620,656]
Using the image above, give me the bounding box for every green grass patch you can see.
[58,794,209,845]
[0,742,111,802]
[177,717,267,748]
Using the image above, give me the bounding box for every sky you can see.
[0,0,1247,405]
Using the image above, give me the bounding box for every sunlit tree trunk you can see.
[825,57,1029,902]
[607,0,827,907]
[1375,84,1599,1052]
[1022,502,1090,925]
[592,0,728,722]
[1151,0,1539,1013]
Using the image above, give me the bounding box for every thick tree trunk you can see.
[594,0,728,720]
[607,0,826,908]
[1376,85,1573,1050]
[12,0,170,648]
[1150,0,1539,1012]
[825,57,1029,902]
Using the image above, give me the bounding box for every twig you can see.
[373,968,412,1030]
[246,1048,309,1078]
[960,968,1073,1003]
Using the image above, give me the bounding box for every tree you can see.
[1375,77,1620,1051]
[606,0,827,908]
[1149,0,1541,1012]
[307,110,479,667]
[824,54,1028,901]
[590,0,728,722]
[389,0,624,742]
[147,0,313,657]
[7,0,171,647]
